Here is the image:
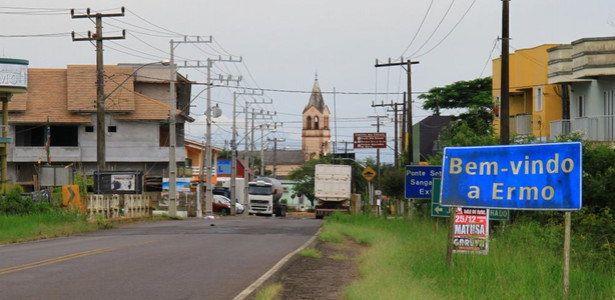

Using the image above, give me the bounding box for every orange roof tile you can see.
[66,65,136,112]
[9,69,90,124]
[114,92,177,121]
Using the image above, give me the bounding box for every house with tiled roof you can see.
[5,63,192,189]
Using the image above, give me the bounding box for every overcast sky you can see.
[1,1,614,163]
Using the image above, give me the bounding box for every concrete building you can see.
[492,44,564,141]
[5,64,192,189]
[548,36,615,141]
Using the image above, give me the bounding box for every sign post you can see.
[440,142,582,294]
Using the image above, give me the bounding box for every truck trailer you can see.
[247,177,286,216]
[314,164,351,219]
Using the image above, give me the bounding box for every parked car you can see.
[213,194,244,214]
[212,195,231,215]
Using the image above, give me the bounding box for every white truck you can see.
[314,164,352,219]
[247,177,286,217]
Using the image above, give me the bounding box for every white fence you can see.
[86,194,151,219]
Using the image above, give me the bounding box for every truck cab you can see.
[248,177,286,216]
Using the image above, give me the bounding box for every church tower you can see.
[302,75,331,160]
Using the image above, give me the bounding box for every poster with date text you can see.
[453,207,489,255]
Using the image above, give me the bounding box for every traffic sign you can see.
[431,178,509,220]
[362,166,376,181]
[354,132,387,149]
[441,142,582,210]
[405,165,441,199]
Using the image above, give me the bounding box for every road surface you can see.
[0,216,321,299]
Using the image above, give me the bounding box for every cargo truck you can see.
[247,177,286,216]
[314,164,351,219]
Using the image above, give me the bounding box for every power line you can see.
[409,0,456,58]
[400,0,434,57]
[414,0,477,58]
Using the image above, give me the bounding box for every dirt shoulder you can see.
[251,238,363,300]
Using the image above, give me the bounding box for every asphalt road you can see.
[0,216,321,300]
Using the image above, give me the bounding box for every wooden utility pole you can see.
[500,0,510,145]
[375,59,419,164]
[373,100,404,169]
[71,8,125,171]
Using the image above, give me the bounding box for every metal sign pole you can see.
[563,211,571,297]
[446,207,457,269]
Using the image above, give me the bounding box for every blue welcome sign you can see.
[440,142,582,210]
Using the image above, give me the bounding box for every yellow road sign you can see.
[362,166,376,181]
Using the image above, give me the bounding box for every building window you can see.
[578,95,585,117]
[314,116,319,130]
[306,116,312,130]
[15,125,78,147]
[160,124,169,147]
[85,126,94,132]
[535,86,543,112]
[108,126,117,133]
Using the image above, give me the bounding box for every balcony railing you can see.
[550,115,615,141]
[508,113,533,136]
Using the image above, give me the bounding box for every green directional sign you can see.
[431,178,510,221]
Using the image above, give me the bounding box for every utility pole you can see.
[242,98,270,211]
[71,7,125,171]
[268,137,285,177]
[500,0,510,145]
[375,58,419,165]
[373,100,404,169]
[369,115,386,189]
[168,36,212,217]
[203,57,242,216]
[231,90,263,216]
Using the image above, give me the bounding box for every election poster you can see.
[453,207,489,255]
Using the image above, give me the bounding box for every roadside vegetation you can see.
[0,184,169,244]
[323,213,614,299]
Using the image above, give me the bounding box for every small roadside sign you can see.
[354,132,387,149]
[453,207,489,255]
[362,166,376,181]
[405,165,441,199]
[431,178,510,220]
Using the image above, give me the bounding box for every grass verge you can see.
[0,210,170,245]
[299,247,322,258]
[323,213,614,300]
[255,282,282,300]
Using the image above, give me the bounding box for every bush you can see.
[0,186,58,215]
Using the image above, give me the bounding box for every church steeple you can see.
[301,74,331,160]
[303,74,325,113]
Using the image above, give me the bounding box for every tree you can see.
[419,77,493,135]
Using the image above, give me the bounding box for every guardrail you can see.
[86,194,152,219]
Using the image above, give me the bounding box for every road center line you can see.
[0,240,159,276]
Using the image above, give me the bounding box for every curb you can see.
[233,228,321,300]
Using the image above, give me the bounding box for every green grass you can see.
[329,254,352,260]
[0,210,171,245]
[322,213,615,300]
[0,210,98,244]
[299,247,322,258]
[255,282,282,300]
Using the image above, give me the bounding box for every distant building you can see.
[412,115,453,161]
[548,36,615,141]
[492,44,564,141]
[4,64,193,190]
